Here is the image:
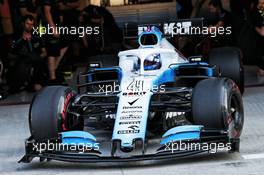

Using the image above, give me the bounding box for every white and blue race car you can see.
[20,26,244,163]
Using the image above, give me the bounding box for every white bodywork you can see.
[112,36,188,149]
[119,38,187,75]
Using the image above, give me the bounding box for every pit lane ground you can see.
[0,86,264,175]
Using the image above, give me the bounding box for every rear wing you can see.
[122,18,204,39]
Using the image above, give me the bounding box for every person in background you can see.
[176,0,193,19]
[0,0,7,99]
[58,0,80,58]
[230,0,259,68]
[254,0,264,35]
[42,0,68,85]
[7,15,47,92]
[80,4,123,56]
[13,0,41,40]
[186,0,232,58]
[229,0,257,41]
[173,0,193,57]
[0,0,13,58]
[205,0,232,34]
[0,1,4,59]
[18,0,39,19]
[251,0,264,75]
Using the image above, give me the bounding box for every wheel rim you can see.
[228,93,244,138]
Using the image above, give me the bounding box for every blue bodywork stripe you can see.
[62,138,97,145]
[169,62,209,69]
[160,132,201,145]
[153,68,175,86]
[87,67,122,82]
[153,62,213,86]
[207,68,213,77]
[169,62,214,77]
[61,131,97,145]
[160,125,203,145]
[162,125,203,138]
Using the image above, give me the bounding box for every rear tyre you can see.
[209,47,244,94]
[29,86,83,141]
[192,78,244,134]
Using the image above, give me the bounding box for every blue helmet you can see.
[144,53,162,71]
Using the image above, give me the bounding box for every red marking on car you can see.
[226,114,233,125]
[232,82,239,91]
[233,129,239,138]
[61,92,74,131]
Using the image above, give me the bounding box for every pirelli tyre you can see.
[192,78,244,136]
[29,86,83,142]
[209,47,244,94]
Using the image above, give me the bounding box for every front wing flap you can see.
[19,129,237,163]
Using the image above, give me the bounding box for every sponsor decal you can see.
[119,121,141,125]
[128,98,139,106]
[163,22,192,35]
[120,115,142,120]
[122,92,146,96]
[128,125,139,130]
[117,125,140,134]
[123,106,142,109]
[121,110,142,114]
[61,92,75,130]
[127,79,144,92]
[117,130,140,134]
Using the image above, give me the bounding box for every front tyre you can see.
[29,86,83,141]
[192,78,244,137]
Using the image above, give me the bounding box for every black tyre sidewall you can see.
[192,78,243,133]
[29,86,76,142]
[209,47,244,94]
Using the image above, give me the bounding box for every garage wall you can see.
[90,0,101,6]
[110,0,125,6]
[107,2,177,25]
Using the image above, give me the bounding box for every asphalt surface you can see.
[0,86,264,175]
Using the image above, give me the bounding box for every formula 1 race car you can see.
[20,24,244,163]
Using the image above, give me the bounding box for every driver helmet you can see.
[144,53,162,70]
